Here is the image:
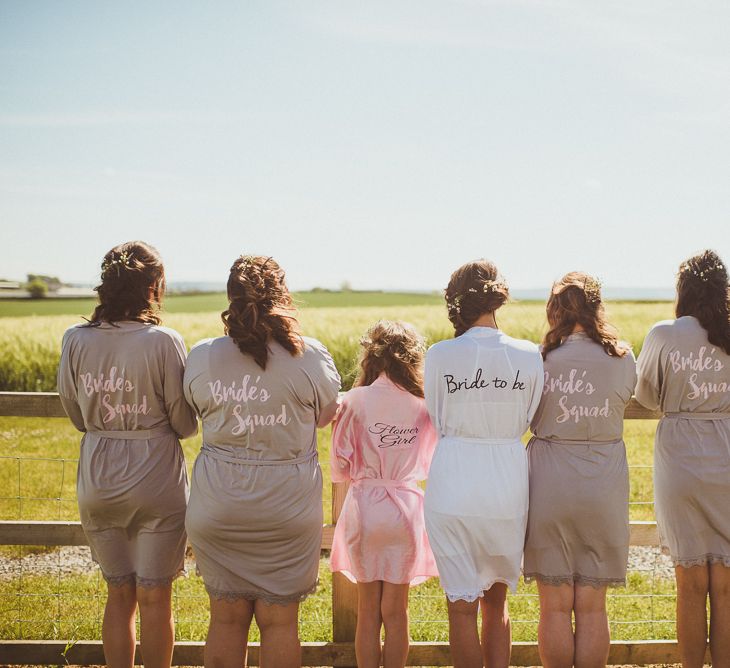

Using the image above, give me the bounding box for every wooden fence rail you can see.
[0,391,707,666]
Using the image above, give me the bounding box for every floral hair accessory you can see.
[482,277,508,294]
[583,276,602,303]
[101,251,135,276]
[446,294,462,314]
[680,259,726,282]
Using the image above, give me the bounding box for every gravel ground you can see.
[0,546,675,580]
[0,545,198,579]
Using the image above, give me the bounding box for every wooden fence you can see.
[0,392,710,666]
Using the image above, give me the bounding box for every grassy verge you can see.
[0,560,677,643]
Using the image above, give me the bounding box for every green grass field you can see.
[0,294,676,644]
[0,290,444,318]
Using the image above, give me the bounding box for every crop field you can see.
[0,294,677,643]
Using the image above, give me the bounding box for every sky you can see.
[1,0,729,291]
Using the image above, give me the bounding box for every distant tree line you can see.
[25,274,64,299]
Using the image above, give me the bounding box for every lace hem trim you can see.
[672,553,730,568]
[445,578,514,603]
[205,579,319,606]
[523,572,626,589]
[104,568,185,588]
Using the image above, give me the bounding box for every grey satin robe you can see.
[524,333,637,587]
[636,315,730,567]
[183,336,341,604]
[58,321,197,586]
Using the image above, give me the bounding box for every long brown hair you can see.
[354,320,426,398]
[676,250,730,355]
[444,259,509,337]
[87,241,165,326]
[542,272,628,359]
[222,255,304,369]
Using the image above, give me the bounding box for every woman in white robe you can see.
[424,259,543,668]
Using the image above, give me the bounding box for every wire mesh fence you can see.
[0,442,676,646]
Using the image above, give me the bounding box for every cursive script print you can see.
[543,368,595,396]
[444,368,526,394]
[232,404,291,435]
[669,347,724,374]
[687,375,730,400]
[368,422,419,448]
[208,376,270,405]
[668,347,729,400]
[80,367,134,397]
[79,366,149,424]
[207,375,291,436]
[545,368,610,424]
[556,396,611,423]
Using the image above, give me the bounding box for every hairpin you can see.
[101,251,134,275]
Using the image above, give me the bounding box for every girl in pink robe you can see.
[330,320,438,668]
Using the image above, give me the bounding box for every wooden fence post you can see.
[331,481,358,654]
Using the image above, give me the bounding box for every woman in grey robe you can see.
[636,250,730,668]
[184,255,341,668]
[523,272,636,668]
[58,241,197,668]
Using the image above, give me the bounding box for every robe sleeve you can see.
[183,342,206,418]
[57,329,85,433]
[623,348,639,404]
[418,405,438,479]
[163,332,198,439]
[424,346,441,433]
[330,395,356,483]
[526,352,545,425]
[635,327,663,412]
[302,339,342,427]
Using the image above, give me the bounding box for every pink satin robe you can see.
[330,375,438,585]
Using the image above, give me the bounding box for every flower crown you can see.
[446,276,508,314]
[101,251,134,276]
[679,259,726,282]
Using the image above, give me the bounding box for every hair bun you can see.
[445,259,509,336]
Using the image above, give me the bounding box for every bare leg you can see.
[480,584,511,668]
[204,596,254,668]
[255,599,301,668]
[536,581,574,668]
[574,584,609,668]
[447,597,482,668]
[709,562,730,668]
[102,581,137,668]
[675,564,709,668]
[381,583,410,668]
[356,581,383,668]
[137,583,174,668]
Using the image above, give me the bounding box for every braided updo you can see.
[676,249,730,355]
[87,241,164,326]
[444,260,509,337]
[222,255,304,369]
[354,320,426,398]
